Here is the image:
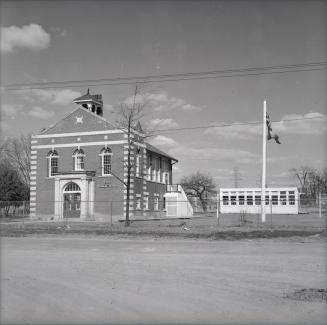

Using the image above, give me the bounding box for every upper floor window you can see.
[73,149,85,171]
[100,147,112,176]
[135,153,141,177]
[47,150,59,177]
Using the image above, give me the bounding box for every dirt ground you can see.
[1,236,326,325]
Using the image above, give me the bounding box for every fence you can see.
[0,197,326,229]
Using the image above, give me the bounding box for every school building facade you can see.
[219,187,299,214]
[29,90,193,221]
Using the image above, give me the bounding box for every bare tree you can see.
[289,166,312,195]
[181,171,216,212]
[1,135,31,198]
[290,166,327,201]
[114,84,147,226]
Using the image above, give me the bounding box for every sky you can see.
[1,0,326,187]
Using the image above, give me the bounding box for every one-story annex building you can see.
[29,90,193,221]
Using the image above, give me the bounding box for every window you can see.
[289,191,295,205]
[265,195,270,205]
[100,147,112,176]
[255,195,261,205]
[64,182,81,192]
[154,197,159,210]
[135,153,140,177]
[223,195,229,205]
[136,197,141,210]
[239,195,245,205]
[147,156,152,180]
[162,197,166,210]
[144,196,149,210]
[73,149,85,171]
[151,158,156,181]
[280,191,287,205]
[246,195,253,205]
[47,150,59,177]
[231,195,237,205]
[272,194,278,205]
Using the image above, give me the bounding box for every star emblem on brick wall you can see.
[75,116,83,124]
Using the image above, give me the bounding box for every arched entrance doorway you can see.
[63,182,81,218]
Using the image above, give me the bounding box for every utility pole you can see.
[261,100,267,223]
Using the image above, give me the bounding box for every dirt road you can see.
[1,236,326,324]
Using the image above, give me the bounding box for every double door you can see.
[63,193,81,218]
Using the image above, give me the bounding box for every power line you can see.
[4,61,327,90]
[148,115,327,135]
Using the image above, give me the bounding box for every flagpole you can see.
[261,100,267,223]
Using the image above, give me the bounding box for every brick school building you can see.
[29,90,192,221]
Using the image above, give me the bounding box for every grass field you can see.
[0,213,326,239]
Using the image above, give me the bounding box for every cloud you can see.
[1,24,51,53]
[147,118,179,130]
[205,112,326,139]
[28,106,54,119]
[124,91,202,112]
[2,104,21,118]
[148,135,178,148]
[274,112,326,135]
[17,89,81,106]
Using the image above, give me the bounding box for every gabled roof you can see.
[146,143,178,162]
[39,106,116,135]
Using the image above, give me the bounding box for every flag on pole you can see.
[266,113,281,144]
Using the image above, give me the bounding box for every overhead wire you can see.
[147,115,327,135]
[4,61,327,90]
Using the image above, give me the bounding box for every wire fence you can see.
[0,197,326,230]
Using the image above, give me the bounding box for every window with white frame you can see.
[154,197,159,210]
[47,150,59,177]
[100,147,112,176]
[144,196,149,210]
[73,149,85,171]
[280,191,287,205]
[135,153,140,177]
[147,156,152,180]
[136,197,141,210]
[152,157,156,181]
[239,195,245,205]
[164,172,169,184]
[288,191,295,205]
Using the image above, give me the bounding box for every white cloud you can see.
[148,135,178,147]
[274,112,326,135]
[17,89,81,106]
[147,118,179,130]
[28,106,54,119]
[2,104,21,118]
[123,91,202,112]
[205,112,326,139]
[1,24,51,53]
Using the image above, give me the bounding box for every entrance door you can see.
[63,182,81,218]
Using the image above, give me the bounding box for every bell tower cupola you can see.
[73,88,103,117]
